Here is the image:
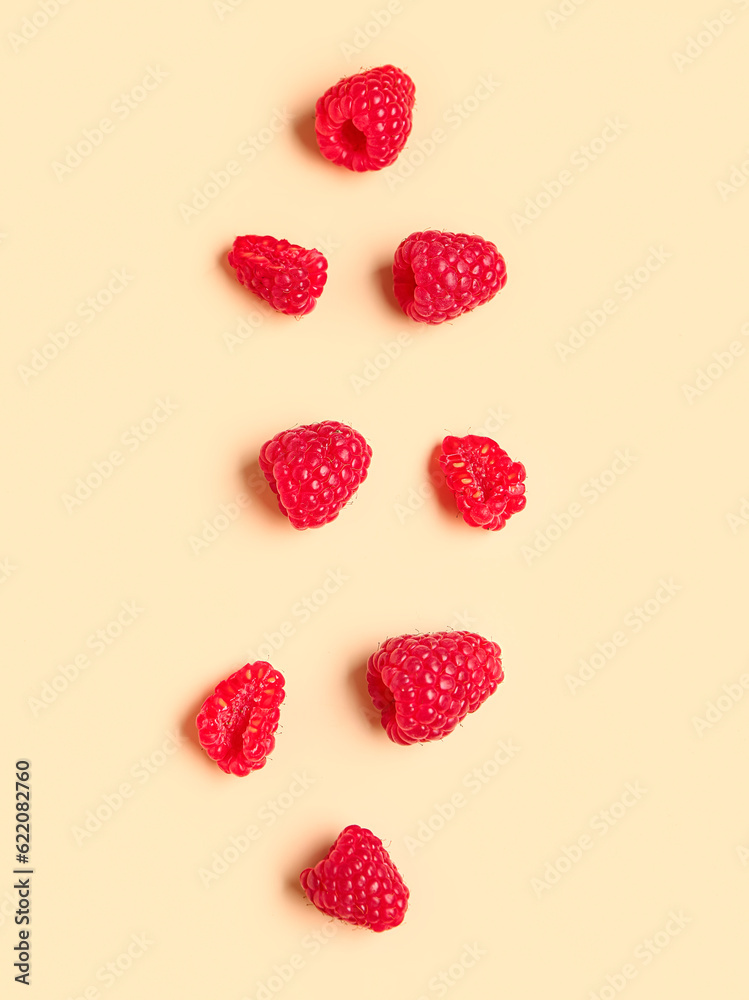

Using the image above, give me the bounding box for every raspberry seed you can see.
[440,434,527,531]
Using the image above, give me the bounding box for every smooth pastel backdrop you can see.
[3,0,748,997]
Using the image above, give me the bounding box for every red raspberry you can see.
[315,64,416,172]
[300,824,409,932]
[259,421,372,529]
[227,235,327,316]
[196,662,285,776]
[367,631,503,745]
[440,434,527,531]
[393,230,507,324]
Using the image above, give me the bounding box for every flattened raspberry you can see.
[393,230,507,324]
[227,235,327,316]
[196,662,285,775]
[300,824,409,931]
[367,631,503,745]
[259,420,372,529]
[440,434,526,531]
[315,64,415,172]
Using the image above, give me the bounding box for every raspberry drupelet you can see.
[393,230,507,324]
[196,662,285,775]
[367,631,503,745]
[300,824,409,931]
[315,65,416,171]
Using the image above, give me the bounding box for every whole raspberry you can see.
[196,662,285,776]
[300,824,409,932]
[367,631,503,745]
[393,230,507,324]
[259,421,372,529]
[440,435,526,531]
[315,65,415,172]
[227,235,327,316]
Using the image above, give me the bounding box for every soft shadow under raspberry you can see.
[180,676,225,773]
[428,442,459,520]
[217,245,236,283]
[240,456,282,522]
[374,261,405,318]
[283,833,338,905]
[293,107,320,159]
[347,654,384,734]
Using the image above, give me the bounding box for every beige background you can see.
[3,0,748,997]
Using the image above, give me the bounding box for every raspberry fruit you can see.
[315,65,416,172]
[196,662,285,776]
[393,230,507,324]
[300,824,409,931]
[227,235,327,316]
[367,631,503,745]
[440,435,527,531]
[259,421,372,529]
